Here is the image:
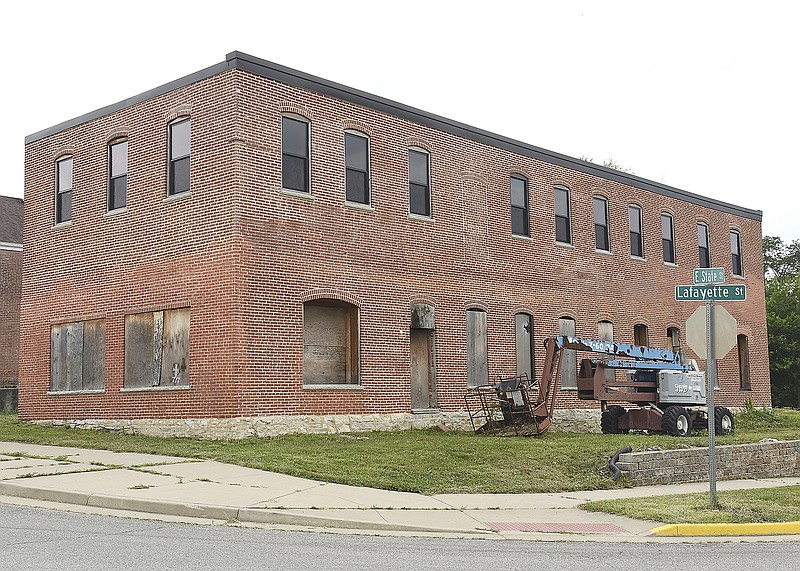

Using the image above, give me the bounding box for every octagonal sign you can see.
[686,304,738,360]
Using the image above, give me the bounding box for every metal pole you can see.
[706,299,718,508]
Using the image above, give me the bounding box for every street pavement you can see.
[1,441,798,542]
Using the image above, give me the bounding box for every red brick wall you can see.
[19,67,770,422]
[0,249,21,387]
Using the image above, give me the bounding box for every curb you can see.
[651,521,800,537]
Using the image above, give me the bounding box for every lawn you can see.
[1,407,798,495]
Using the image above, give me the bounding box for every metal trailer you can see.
[464,335,734,437]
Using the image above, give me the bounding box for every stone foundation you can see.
[31,408,603,439]
[617,439,800,485]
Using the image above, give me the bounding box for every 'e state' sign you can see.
[693,267,725,284]
[675,284,747,301]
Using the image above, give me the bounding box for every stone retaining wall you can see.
[31,409,603,439]
[617,440,800,485]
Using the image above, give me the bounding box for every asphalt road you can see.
[1,503,798,571]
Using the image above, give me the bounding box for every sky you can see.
[3,0,798,242]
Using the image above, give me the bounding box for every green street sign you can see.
[693,267,725,284]
[675,284,746,301]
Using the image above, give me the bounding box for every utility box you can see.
[658,370,706,405]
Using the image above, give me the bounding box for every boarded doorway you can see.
[410,304,436,410]
[466,309,488,387]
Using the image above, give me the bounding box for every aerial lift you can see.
[465,336,734,437]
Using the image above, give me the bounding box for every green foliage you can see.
[763,236,800,407]
[734,400,782,429]
[578,156,635,174]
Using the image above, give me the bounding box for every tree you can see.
[764,236,800,407]
[578,156,635,174]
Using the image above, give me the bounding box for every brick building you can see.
[20,52,768,437]
[1,195,23,412]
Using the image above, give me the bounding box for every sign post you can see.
[677,267,744,509]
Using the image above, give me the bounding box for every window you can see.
[282,116,309,193]
[661,214,675,263]
[124,308,190,388]
[558,317,577,388]
[56,156,73,223]
[408,149,430,217]
[594,196,610,251]
[168,119,191,195]
[50,320,105,391]
[634,324,649,346]
[345,132,370,204]
[554,186,571,244]
[108,139,127,210]
[466,309,488,387]
[510,175,529,236]
[629,205,643,257]
[737,334,750,390]
[667,327,682,354]
[515,313,534,380]
[731,230,743,276]
[303,299,359,385]
[698,223,711,268]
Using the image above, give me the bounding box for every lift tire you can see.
[714,406,734,434]
[662,406,692,437]
[601,406,627,434]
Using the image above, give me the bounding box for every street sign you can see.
[693,267,725,284]
[686,304,738,360]
[675,284,746,301]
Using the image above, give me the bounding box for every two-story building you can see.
[1,195,23,412]
[19,52,768,437]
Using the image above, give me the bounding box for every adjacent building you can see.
[19,52,768,437]
[1,195,23,412]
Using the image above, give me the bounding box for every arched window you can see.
[510,174,529,236]
[282,115,310,193]
[466,309,488,387]
[731,230,743,277]
[634,324,649,346]
[345,131,370,204]
[168,118,191,195]
[55,155,73,223]
[738,334,750,390]
[409,147,431,217]
[515,313,534,380]
[594,196,610,252]
[554,186,571,244]
[108,138,128,211]
[303,299,359,385]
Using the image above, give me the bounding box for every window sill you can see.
[281,188,314,200]
[105,207,128,218]
[53,221,73,230]
[511,233,532,242]
[163,191,191,204]
[345,201,374,212]
[47,389,105,396]
[663,261,677,268]
[594,249,613,256]
[411,408,440,414]
[408,213,434,223]
[630,255,646,262]
[302,384,363,390]
[121,385,191,393]
[555,241,574,249]
[731,273,745,280]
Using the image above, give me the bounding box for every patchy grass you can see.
[582,486,800,524]
[1,409,799,495]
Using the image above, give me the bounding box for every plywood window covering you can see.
[303,300,359,385]
[466,309,488,387]
[124,308,190,388]
[50,320,105,391]
[558,317,577,388]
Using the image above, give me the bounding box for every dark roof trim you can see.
[26,51,761,221]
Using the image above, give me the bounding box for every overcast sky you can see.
[3,1,798,242]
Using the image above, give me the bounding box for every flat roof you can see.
[26,51,761,221]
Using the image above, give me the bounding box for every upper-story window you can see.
[345,132,370,204]
[408,148,430,217]
[731,230,743,276]
[282,116,310,193]
[108,139,128,211]
[698,222,711,268]
[661,213,675,263]
[510,174,529,236]
[554,186,571,244]
[56,156,73,224]
[168,118,191,195]
[593,196,610,252]
[628,205,643,257]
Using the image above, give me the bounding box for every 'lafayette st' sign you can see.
[675,284,747,301]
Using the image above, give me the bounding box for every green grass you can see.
[2,408,799,495]
[582,486,800,524]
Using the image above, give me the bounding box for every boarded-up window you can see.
[667,327,681,353]
[466,309,488,387]
[50,320,105,391]
[634,324,649,346]
[738,334,751,391]
[124,308,190,388]
[303,300,359,385]
[558,317,576,388]
[515,313,534,380]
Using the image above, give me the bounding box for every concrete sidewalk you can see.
[1,441,798,542]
